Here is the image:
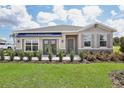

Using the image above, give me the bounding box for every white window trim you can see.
[24,39,39,52]
[99,34,107,48]
[43,39,58,55]
[83,33,92,48]
[67,37,75,51]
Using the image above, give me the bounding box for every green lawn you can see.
[0,63,124,88]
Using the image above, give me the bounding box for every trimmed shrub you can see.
[26,52,34,61]
[86,54,96,62]
[70,50,75,62]
[10,50,16,61]
[33,51,37,57]
[3,49,10,56]
[95,52,107,61]
[58,50,64,62]
[109,53,119,61]
[36,50,42,61]
[0,49,4,61]
[17,50,25,61]
[119,53,124,61]
[79,51,84,62]
[3,49,15,61]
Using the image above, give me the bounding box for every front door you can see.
[67,38,75,53]
[43,39,57,55]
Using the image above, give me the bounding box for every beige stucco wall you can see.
[14,26,113,52]
[15,35,64,51]
[15,38,22,50]
[60,33,66,49]
[79,26,113,50]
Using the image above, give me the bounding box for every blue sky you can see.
[0,5,124,42]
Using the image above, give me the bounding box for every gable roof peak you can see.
[78,22,116,32]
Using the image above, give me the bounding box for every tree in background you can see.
[113,37,120,46]
[120,37,124,53]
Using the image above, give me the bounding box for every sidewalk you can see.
[42,55,80,61]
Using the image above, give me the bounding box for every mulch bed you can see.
[109,70,124,88]
[0,60,91,64]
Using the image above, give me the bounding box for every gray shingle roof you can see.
[14,25,84,32]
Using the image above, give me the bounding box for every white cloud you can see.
[106,19,124,37]
[53,5,67,20]
[67,9,87,26]
[14,21,40,30]
[118,5,124,12]
[37,11,58,24]
[36,5,103,26]
[37,5,67,24]
[67,6,102,26]
[0,6,40,30]
[0,7,17,26]
[111,10,117,16]
[82,6,102,20]
[48,22,57,26]
[0,5,104,30]
[110,6,124,19]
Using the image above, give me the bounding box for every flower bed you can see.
[109,70,124,88]
[0,49,124,63]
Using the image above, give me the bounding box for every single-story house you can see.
[12,22,116,55]
[0,39,6,43]
[0,39,6,49]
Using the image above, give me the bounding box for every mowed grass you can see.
[0,63,124,88]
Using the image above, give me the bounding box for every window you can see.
[51,40,57,54]
[43,39,57,55]
[25,40,38,51]
[100,34,107,47]
[0,43,5,45]
[32,40,38,51]
[84,34,92,47]
[26,40,31,51]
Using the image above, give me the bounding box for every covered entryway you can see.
[66,35,78,53]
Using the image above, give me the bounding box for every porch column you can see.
[94,33,97,48]
[22,39,24,51]
[78,33,81,50]
[93,28,97,48]
[107,33,113,48]
[63,34,66,50]
[60,33,66,51]
[38,38,42,50]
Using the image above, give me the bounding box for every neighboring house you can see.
[0,39,14,49]
[12,22,116,55]
[0,39,6,49]
[0,38,6,43]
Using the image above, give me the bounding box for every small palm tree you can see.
[58,50,64,62]
[70,50,75,62]
[79,51,84,62]
[4,49,15,61]
[18,50,25,61]
[26,52,34,61]
[36,50,42,61]
[48,48,53,62]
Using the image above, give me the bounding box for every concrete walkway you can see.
[42,55,80,61]
[1,55,80,61]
